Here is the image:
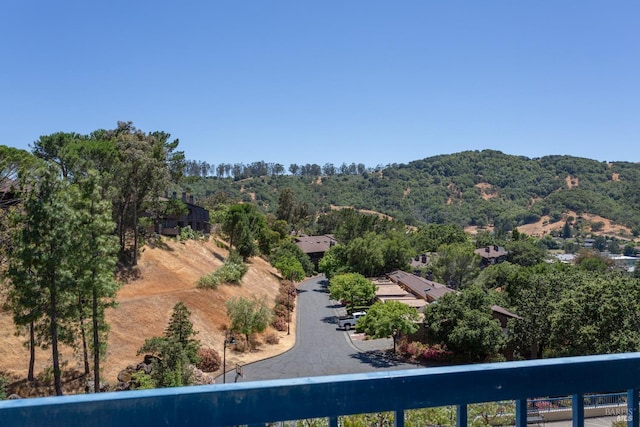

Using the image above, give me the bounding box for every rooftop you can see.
[294,235,337,254]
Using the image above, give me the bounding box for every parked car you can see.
[336,311,366,330]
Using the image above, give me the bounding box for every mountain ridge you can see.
[187,150,640,235]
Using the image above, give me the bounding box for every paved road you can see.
[220,275,419,383]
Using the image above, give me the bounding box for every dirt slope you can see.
[0,237,295,392]
[466,212,632,239]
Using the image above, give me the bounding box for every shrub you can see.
[196,274,219,289]
[280,282,297,297]
[275,294,295,311]
[405,341,427,361]
[273,304,288,318]
[398,341,453,363]
[130,371,155,390]
[179,226,198,241]
[265,332,280,345]
[272,316,288,332]
[422,344,453,362]
[534,400,552,411]
[196,348,222,372]
[233,336,249,353]
[0,373,7,400]
[196,256,248,289]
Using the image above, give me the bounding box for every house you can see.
[375,283,411,299]
[491,304,521,329]
[294,235,337,267]
[153,191,211,236]
[387,270,455,303]
[474,245,508,267]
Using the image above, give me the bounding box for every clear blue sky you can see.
[1,1,638,168]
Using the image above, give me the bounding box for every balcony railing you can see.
[2,352,640,427]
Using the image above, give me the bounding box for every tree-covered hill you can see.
[185,150,640,235]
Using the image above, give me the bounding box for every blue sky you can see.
[1,1,638,168]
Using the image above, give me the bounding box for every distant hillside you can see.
[186,150,640,235]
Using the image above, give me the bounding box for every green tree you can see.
[411,223,469,253]
[5,165,76,395]
[474,262,521,290]
[108,122,184,265]
[423,286,505,361]
[344,233,385,277]
[225,296,272,350]
[507,273,554,359]
[356,300,420,352]
[270,241,314,276]
[380,230,414,272]
[275,187,296,225]
[317,245,348,280]
[505,239,547,267]
[164,302,199,362]
[548,273,640,356]
[432,242,480,289]
[0,147,41,267]
[575,250,613,273]
[68,172,120,393]
[137,302,200,388]
[275,255,305,283]
[222,203,268,260]
[329,273,377,309]
[31,132,85,179]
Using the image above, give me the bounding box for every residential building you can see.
[475,245,508,267]
[294,235,337,267]
[153,191,211,236]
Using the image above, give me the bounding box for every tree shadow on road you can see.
[349,350,409,368]
[321,316,337,324]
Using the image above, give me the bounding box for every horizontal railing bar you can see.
[2,353,640,427]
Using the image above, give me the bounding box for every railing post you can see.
[628,388,639,427]
[515,398,528,427]
[456,404,467,427]
[572,393,584,427]
[394,409,404,427]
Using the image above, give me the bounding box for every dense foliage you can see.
[181,150,640,233]
[502,263,640,359]
[328,273,377,309]
[423,286,506,361]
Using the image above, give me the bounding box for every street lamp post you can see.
[287,286,296,335]
[287,288,291,335]
[222,331,235,384]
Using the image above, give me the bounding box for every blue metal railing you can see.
[530,392,629,412]
[2,352,640,427]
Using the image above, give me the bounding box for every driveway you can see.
[220,275,419,383]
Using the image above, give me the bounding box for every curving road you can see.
[221,275,419,383]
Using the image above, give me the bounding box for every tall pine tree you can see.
[6,165,75,395]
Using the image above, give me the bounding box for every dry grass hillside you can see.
[0,237,295,395]
[466,212,632,239]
